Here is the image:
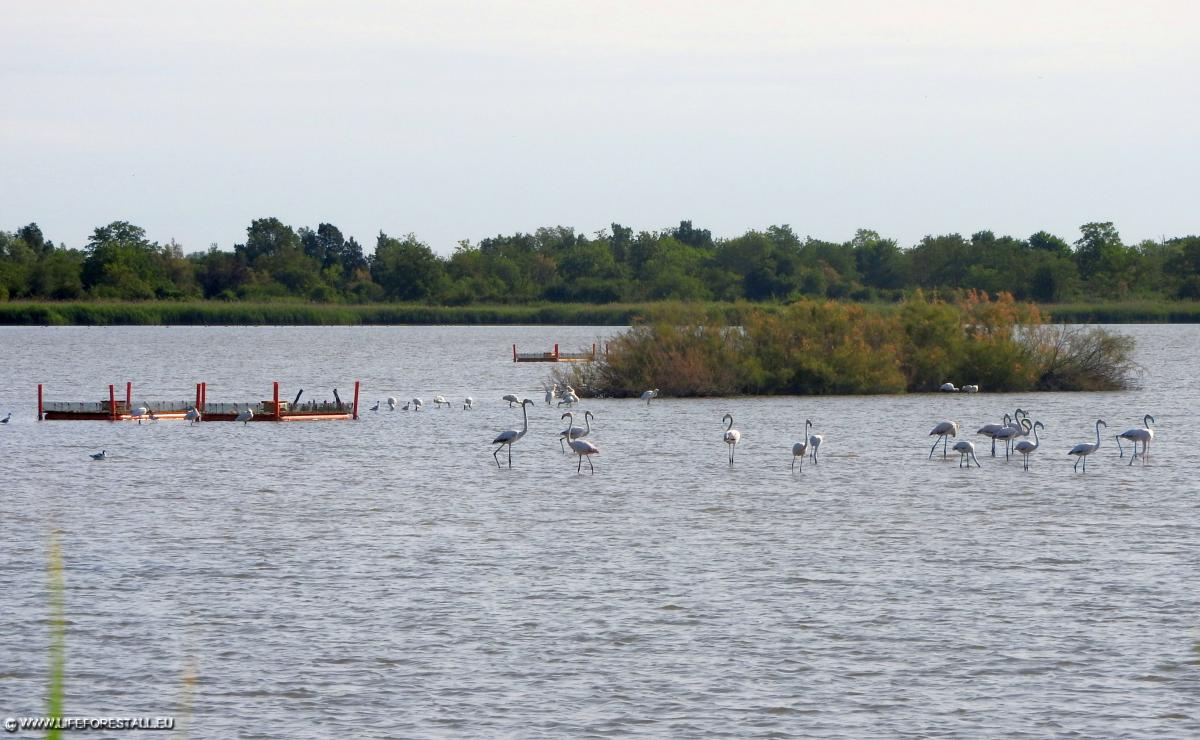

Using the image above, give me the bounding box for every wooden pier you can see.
[512,343,599,363]
[38,381,361,422]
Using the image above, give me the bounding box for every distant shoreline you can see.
[1,300,1199,326]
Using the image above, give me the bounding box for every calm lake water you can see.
[1,324,1197,738]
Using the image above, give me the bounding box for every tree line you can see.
[2,218,1198,304]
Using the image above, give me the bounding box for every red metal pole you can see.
[201,382,206,413]
[352,380,360,420]
[125,381,131,414]
[38,384,44,421]
[592,343,596,360]
[109,384,117,421]
[273,381,280,421]
[554,343,559,359]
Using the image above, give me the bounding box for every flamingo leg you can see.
[560,437,566,453]
[493,446,503,468]
[991,437,996,456]
[508,444,512,468]
[577,455,583,473]
[929,437,941,459]
[1116,436,1124,458]
[587,456,594,474]
[813,448,819,464]
[1073,456,1080,472]
[971,451,980,468]
[943,436,949,459]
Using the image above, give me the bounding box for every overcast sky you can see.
[2,1,1196,254]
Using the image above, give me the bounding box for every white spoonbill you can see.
[411,398,423,411]
[962,384,979,393]
[559,410,593,453]
[185,407,201,425]
[792,419,813,471]
[557,390,579,406]
[90,449,107,460]
[492,398,533,468]
[952,440,980,468]
[928,420,959,459]
[940,382,958,392]
[433,395,450,409]
[386,397,396,411]
[464,397,474,410]
[131,404,149,425]
[235,404,254,425]
[561,411,600,474]
[1014,421,1044,470]
[1116,414,1155,464]
[502,394,520,407]
[722,413,740,466]
[545,385,557,406]
[1068,419,1106,472]
[640,388,659,405]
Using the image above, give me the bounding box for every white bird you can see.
[562,411,600,473]
[977,414,1012,457]
[559,410,594,453]
[808,423,823,463]
[952,440,980,468]
[235,404,254,425]
[940,382,958,392]
[90,449,107,460]
[961,384,979,393]
[433,395,450,409]
[131,404,149,425]
[792,419,813,471]
[412,398,423,411]
[1116,414,1155,465]
[502,394,520,407]
[185,407,201,425]
[545,385,557,406]
[369,401,379,412]
[1,411,10,424]
[991,418,1028,461]
[464,397,474,410]
[1068,419,1107,472]
[640,388,659,405]
[1014,420,1044,470]
[722,413,740,466]
[928,420,959,459]
[387,397,396,411]
[557,390,579,406]
[492,398,533,468]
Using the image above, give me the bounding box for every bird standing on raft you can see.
[1068,419,1106,472]
[722,413,740,466]
[561,411,600,473]
[492,398,533,468]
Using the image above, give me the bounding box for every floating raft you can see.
[512,343,600,363]
[38,381,361,422]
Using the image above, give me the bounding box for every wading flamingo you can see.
[1068,419,1106,472]
[1014,421,1044,470]
[492,399,533,468]
[562,411,600,473]
[928,420,959,459]
[952,440,980,468]
[977,413,1012,457]
[1116,414,1155,464]
[559,410,593,453]
[722,413,740,466]
[792,419,813,471]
